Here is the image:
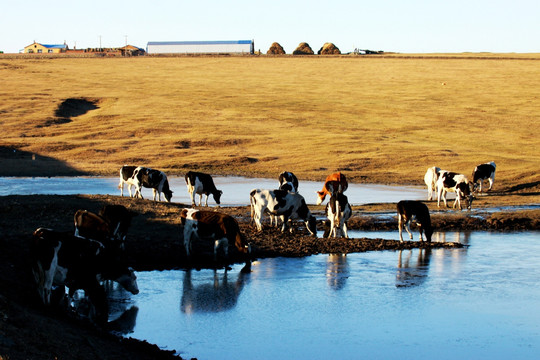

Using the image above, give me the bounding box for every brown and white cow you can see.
[324,192,352,238]
[31,228,139,325]
[180,209,251,264]
[74,205,135,250]
[436,172,474,210]
[316,172,348,205]
[118,165,138,197]
[132,166,173,202]
[397,200,433,242]
[472,161,496,193]
[278,171,299,193]
[423,166,444,201]
[250,189,317,236]
[185,171,223,207]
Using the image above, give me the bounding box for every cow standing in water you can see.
[472,161,496,193]
[132,166,173,202]
[397,200,433,243]
[185,171,223,207]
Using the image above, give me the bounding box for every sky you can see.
[2,0,539,54]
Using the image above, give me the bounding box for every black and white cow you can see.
[324,192,352,238]
[185,171,223,207]
[278,171,299,193]
[179,209,251,265]
[472,161,496,193]
[436,172,474,210]
[132,166,173,202]
[31,228,139,324]
[397,200,433,242]
[250,189,317,236]
[118,165,138,197]
[423,166,443,200]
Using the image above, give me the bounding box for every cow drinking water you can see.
[436,172,474,210]
[132,166,173,202]
[397,200,433,242]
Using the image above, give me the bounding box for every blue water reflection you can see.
[124,231,540,360]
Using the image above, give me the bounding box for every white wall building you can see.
[147,40,254,54]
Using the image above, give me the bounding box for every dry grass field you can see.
[1,54,539,190]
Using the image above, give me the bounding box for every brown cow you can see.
[316,172,348,205]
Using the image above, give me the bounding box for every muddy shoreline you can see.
[1,194,539,359]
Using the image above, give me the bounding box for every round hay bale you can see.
[318,42,341,55]
[267,42,286,55]
[293,42,314,55]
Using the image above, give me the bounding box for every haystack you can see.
[293,42,314,55]
[318,42,341,55]
[267,42,286,55]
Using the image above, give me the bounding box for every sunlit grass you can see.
[1,55,539,189]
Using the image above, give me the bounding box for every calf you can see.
[179,209,251,263]
[397,200,433,242]
[423,166,442,200]
[132,166,173,202]
[185,171,223,207]
[324,192,352,238]
[437,172,474,210]
[316,172,348,205]
[31,228,139,324]
[250,189,317,236]
[278,171,299,193]
[472,161,496,193]
[118,165,138,197]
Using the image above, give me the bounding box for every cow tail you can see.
[249,190,256,224]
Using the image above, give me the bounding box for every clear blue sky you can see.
[2,0,539,54]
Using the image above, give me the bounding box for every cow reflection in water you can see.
[395,249,432,288]
[326,254,350,291]
[181,270,250,314]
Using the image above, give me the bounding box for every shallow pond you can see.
[109,231,540,360]
[0,176,425,205]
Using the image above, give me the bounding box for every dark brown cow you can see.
[397,200,433,243]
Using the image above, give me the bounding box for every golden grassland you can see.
[1,54,539,190]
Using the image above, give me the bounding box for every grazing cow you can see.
[397,200,433,242]
[472,161,496,193]
[74,205,135,250]
[437,172,474,210]
[185,171,223,207]
[250,189,317,236]
[424,166,443,200]
[118,165,138,197]
[180,209,251,264]
[316,172,348,205]
[31,228,139,324]
[324,192,352,238]
[278,171,299,193]
[132,166,173,202]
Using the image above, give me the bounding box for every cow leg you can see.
[342,221,349,239]
[198,194,203,206]
[214,238,229,262]
[404,218,414,240]
[398,214,405,242]
[204,194,209,207]
[85,282,108,326]
[119,181,124,196]
[418,225,425,242]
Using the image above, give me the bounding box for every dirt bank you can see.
[1,193,539,359]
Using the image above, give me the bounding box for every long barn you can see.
[146,40,254,55]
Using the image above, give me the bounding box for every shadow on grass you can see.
[0,146,87,177]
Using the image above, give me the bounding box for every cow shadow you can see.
[180,269,250,314]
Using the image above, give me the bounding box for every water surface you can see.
[117,231,540,360]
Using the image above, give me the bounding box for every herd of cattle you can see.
[30,162,496,325]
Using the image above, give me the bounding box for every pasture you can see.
[1,54,539,189]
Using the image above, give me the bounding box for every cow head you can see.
[163,189,173,202]
[115,267,139,295]
[213,190,223,206]
[316,191,326,205]
[424,225,434,242]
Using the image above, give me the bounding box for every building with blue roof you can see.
[23,42,68,54]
